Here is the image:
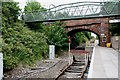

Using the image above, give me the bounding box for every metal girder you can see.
[22,1,120,22]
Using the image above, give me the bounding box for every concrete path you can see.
[88,46,118,78]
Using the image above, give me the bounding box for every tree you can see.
[75,32,87,46]
[24,0,46,12]
[109,23,120,36]
[44,21,68,53]
[24,0,46,32]
[83,32,92,40]
[73,32,91,48]
[2,1,20,24]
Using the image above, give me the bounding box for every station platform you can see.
[88,46,118,78]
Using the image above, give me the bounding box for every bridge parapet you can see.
[22,1,120,22]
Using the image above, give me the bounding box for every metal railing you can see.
[22,1,120,22]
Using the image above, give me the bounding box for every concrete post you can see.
[49,45,55,59]
[0,53,3,80]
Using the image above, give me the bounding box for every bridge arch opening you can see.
[67,29,100,49]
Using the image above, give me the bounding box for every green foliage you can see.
[24,0,46,12]
[24,0,46,32]
[109,23,120,36]
[2,2,48,71]
[96,35,99,39]
[44,21,68,52]
[75,32,85,46]
[23,0,69,54]
[2,2,20,23]
[84,32,92,40]
[2,22,48,71]
[74,32,89,46]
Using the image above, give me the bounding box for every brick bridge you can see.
[63,16,119,47]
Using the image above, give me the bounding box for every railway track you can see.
[56,55,90,80]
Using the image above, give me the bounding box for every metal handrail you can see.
[22,1,120,22]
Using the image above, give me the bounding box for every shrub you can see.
[2,22,48,71]
[44,21,68,53]
[2,2,48,71]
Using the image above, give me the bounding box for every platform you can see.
[88,46,118,78]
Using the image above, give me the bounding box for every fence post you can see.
[0,53,3,80]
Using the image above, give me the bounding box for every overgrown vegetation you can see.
[24,1,46,32]
[44,22,68,53]
[75,32,89,46]
[24,0,68,52]
[71,32,92,48]
[2,1,68,71]
[109,23,120,36]
[2,2,48,71]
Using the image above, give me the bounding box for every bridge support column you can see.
[100,21,109,47]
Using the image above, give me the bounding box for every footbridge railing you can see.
[22,1,120,22]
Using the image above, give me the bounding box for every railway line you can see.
[56,50,91,80]
[3,49,91,79]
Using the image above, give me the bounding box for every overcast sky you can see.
[14,0,109,11]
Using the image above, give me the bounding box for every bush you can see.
[2,22,48,71]
[2,2,48,71]
[44,21,68,53]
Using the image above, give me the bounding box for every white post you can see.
[68,36,72,65]
[68,43,71,65]
[0,53,3,80]
[49,45,55,59]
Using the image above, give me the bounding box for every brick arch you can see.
[67,28,101,46]
[66,24,101,35]
[63,17,110,46]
